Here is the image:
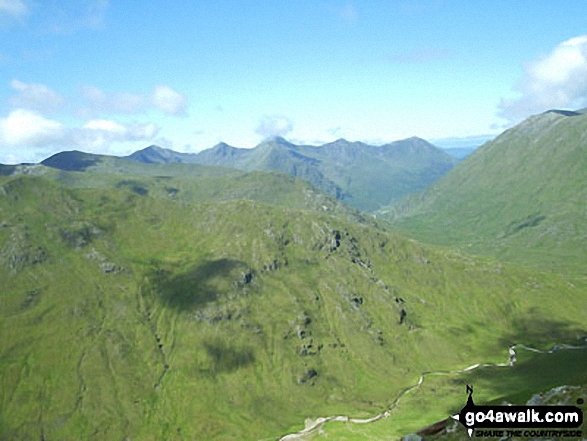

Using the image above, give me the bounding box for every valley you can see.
[0,111,585,440]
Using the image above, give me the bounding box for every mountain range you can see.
[1,110,586,440]
[383,109,587,274]
[124,136,459,212]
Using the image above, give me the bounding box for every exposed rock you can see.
[400,435,422,441]
[399,308,407,324]
[329,230,342,251]
[526,385,581,405]
[1,230,48,271]
[297,369,318,385]
[21,289,41,309]
[60,223,101,248]
[99,262,124,274]
[241,270,254,284]
[165,187,179,197]
[263,259,281,271]
[415,418,449,437]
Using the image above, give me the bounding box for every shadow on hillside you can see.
[451,315,587,404]
[203,340,255,374]
[151,258,245,310]
[495,313,585,349]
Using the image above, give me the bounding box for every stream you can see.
[275,341,587,440]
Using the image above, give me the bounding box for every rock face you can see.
[297,369,318,385]
[1,228,48,271]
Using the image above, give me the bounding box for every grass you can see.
[0,168,585,440]
[383,112,587,275]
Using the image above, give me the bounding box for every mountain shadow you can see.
[151,258,245,310]
[494,314,586,349]
[203,340,256,374]
[450,316,587,404]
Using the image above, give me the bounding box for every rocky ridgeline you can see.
[0,225,48,272]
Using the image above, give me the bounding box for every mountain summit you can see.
[385,110,587,272]
[126,137,458,212]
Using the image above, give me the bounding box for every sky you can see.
[1,0,587,163]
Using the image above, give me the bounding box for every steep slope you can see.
[1,174,585,440]
[127,145,197,164]
[41,150,105,171]
[193,142,250,168]
[36,154,361,220]
[306,137,458,211]
[127,136,458,212]
[383,111,587,273]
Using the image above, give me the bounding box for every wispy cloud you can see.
[79,84,189,117]
[79,86,146,116]
[498,35,587,122]
[0,0,28,18]
[255,115,293,139]
[9,79,66,113]
[0,109,159,157]
[151,85,188,116]
[43,0,109,34]
[75,118,158,149]
[0,109,64,147]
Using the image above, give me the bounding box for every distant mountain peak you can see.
[211,142,238,151]
[261,136,294,146]
[127,145,193,164]
[138,144,169,153]
[543,109,581,117]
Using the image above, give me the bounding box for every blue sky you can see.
[1,0,587,163]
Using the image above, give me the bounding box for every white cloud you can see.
[151,85,188,116]
[0,109,158,158]
[0,0,27,17]
[80,86,146,115]
[78,119,158,144]
[44,0,109,34]
[255,115,294,139]
[9,79,67,113]
[499,35,587,122]
[83,119,127,133]
[79,84,188,117]
[0,109,64,146]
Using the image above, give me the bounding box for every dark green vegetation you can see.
[442,147,477,159]
[126,136,458,212]
[1,162,585,440]
[384,111,587,274]
[2,111,586,440]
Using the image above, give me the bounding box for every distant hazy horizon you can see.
[1,1,587,163]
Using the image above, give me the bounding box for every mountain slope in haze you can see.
[383,110,587,273]
[2,174,585,440]
[128,136,459,212]
[127,144,197,164]
[38,152,363,220]
[443,146,477,159]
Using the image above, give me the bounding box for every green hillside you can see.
[1,173,586,440]
[39,153,363,222]
[128,136,458,212]
[382,111,587,274]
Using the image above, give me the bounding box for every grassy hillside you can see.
[1,174,586,440]
[39,153,363,221]
[128,136,458,212]
[382,111,587,274]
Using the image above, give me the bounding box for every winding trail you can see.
[276,340,587,441]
